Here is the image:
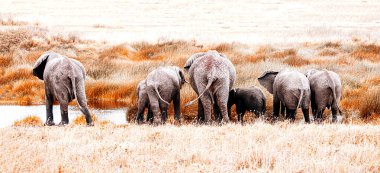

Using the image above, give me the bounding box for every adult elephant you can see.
[145,66,186,124]
[32,51,93,126]
[184,50,236,124]
[258,70,310,123]
[136,79,153,124]
[305,69,342,122]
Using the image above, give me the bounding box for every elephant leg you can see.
[136,101,146,124]
[159,102,169,124]
[147,90,161,125]
[76,82,93,126]
[240,109,246,124]
[236,104,244,122]
[331,107,338,123]
[286,108,296,122]
[272,96,281,122]
[147,105,153,124]
[173,92,181,122]
[44,92,55,126]
[199,95,212,124]
[280,102,286,118]
[302,108,310,123]
[58,101,69,126]
[215,89,230,123]
[197,100,205,123]
[214,96,222,123]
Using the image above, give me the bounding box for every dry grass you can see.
[0,123,379,172]
[351,44,380,62]
[359,87,380,120]
[13,116,43,126]
[283,55,310,67]
[73,114,98,125]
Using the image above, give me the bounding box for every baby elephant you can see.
[305,69,342,122]
[228,87,266,123]
[33,51,93,126]
[136,79,153,124]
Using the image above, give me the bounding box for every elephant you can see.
[305,69,342,122]
[258,69,311,123]
[184,50,236,124]
[227,86,266,123]
[135,79,153,124]
[32,51,93,126]
[145,66,186,124]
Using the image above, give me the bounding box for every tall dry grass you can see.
[0,123,379,172]
[0,27,380,122]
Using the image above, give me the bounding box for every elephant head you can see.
[184,52,206,71]
[258,71,279,94]
[32,51,60,80]
[305,69,318,78]
[184,50,228,71]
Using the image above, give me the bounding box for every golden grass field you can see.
[1,123,379,172]
[1,0,380,171]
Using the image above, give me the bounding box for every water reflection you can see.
[0,105,127,127]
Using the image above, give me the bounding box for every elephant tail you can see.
[184,68,216,107]
[296,89,304,109]
[153,84,170,105]
[326,72,342,115]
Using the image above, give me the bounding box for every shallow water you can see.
[0,105,127,127]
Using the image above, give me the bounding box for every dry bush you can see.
[13,116,43,126]
[283,55,310,66]
[0,18,27,26]
[98,45,129,60]
[212,43,234,53]
[25,51,45,63]
[73,114,97,125]
[86,81,138,102]
[271,49,296,59]
[0,68,33,85]
[0,53,13,67]
[321,41,341,49]
[351,44,380,62]
[366,76,380,86]
[319,49,338,56]
[0,29,31,52]
[341,86,368,110]
[359,87,380,119]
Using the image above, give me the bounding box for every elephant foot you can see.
[332,115,337,123]
[58,121,69,126]
[86,122,94,127]
[44,120,55,126]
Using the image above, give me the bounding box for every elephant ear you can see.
[184,52,206,71]
[176,68,186,88]
[32,52,51,80]
[258,71,279,94]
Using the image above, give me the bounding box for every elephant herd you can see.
[32,50,342,126]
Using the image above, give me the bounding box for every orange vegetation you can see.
[351,44,380,62]
[13,116,43,126]
[72,114,97,125]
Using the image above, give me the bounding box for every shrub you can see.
[13,116,43,126]
[359,87,380,119]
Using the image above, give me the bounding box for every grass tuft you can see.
[13,116,43,126]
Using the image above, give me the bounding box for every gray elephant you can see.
[136,79,153,124]
[305,69,342,122]
[258,70,310,123]
[32,51,93,126]
[184,50,236,123]
[227,87,266,122]
[145,66,186,124]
